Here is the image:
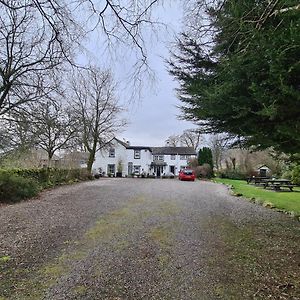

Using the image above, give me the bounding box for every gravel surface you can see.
[0,178,299,299]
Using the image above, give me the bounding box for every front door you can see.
[128,162,133,175]
[156,166,161,177]
[170,166,175,174]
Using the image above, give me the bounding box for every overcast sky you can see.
[84,2,196,147]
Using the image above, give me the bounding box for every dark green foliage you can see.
[0,172,39,203]
[291,165,300,185]
[10,168,91,187]
[217,170,247,180]
[170,0,300,154]
[0,168,91,203]
[198,147,213,169]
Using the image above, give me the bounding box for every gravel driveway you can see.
[0,179,299,299]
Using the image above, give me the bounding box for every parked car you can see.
[178,169,195,181]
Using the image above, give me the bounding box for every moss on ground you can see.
[205,217,300,299]
[1,195,182,299]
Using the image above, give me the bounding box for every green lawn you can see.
[215,178,300,216]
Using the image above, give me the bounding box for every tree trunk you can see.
[87,150,96,174]
[47,152,54,168]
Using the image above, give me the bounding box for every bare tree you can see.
[0,1,79,116]
[209,134,229,170]
[71,66,126,173]
[29,101,78,165]
[165,134,181,147]
[3,100,78,166]
[180,129,202,151]
[0,0,164,116]
[0,108,37,157]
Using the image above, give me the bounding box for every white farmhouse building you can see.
[93,138,197,177]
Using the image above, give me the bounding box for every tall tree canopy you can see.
[169,0,300,154]
[198,147,213,169]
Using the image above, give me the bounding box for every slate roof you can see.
[114,138,129,148]
[151,147,196,155]
[113,137,197,155]
[127,146,152,151]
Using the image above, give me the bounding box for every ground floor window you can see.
[134,165,141,174]
[107,164,115,175]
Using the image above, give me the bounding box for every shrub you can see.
[0,172,39,203]
[195,163,213,178]
[0,168,92,203]
[198,147,213,170]
[291,165,300,185]
[217,169,247,180]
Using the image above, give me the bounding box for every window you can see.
[107,164,115,174]
[171,154,176,160]
[134,150,141,159]
[154,155,164,161]
[180,155,191,160]
[134,165,141,174]
[109,148,115,158]
[183,169,193,175]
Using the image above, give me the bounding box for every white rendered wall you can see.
[126,149,152,175]
[161,154,197,175]
[93,140,127,175]
[93,140,197,177]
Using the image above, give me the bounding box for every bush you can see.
[291,165,300,185]
[0,168,92,203]
[0,172,39,203]
[195,163,213,178]
[217,169,247,180]
[9,168,92,187]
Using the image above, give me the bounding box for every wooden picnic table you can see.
[262,179,296,191]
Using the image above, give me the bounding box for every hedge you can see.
[0,168,92,203]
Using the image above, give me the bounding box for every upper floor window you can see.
[154,155,164,161]
[134,150,141,159]
[109,148,115,158]
[171,154,176,160]
[180,155,191,160]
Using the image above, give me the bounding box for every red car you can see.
[178,169,196,181]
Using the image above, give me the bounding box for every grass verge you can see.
[215,178,300,217]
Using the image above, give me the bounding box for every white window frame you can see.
[109,148,115,158]
[107,164,115,174]
[154,155,164,161]
[134,150,141,159]
[134,165,141,174]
